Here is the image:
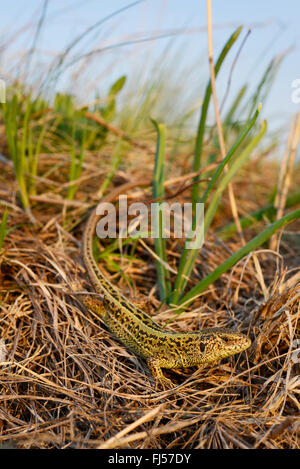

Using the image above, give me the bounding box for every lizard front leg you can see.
[146,357,175,390]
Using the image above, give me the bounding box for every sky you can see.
[1,0,300,144]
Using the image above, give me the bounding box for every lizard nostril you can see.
[200,342,206,353]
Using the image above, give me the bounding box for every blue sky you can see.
[1,0,300,140]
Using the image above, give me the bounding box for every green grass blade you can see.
[192,25,243,206]
[201,104,262,205]
[21,93,31,177]
[0,206,8,251]
[218,190,300,239]
[223,84,247,130]
[203,118,267,235]
[3,95,31,211]
[170,104,263,305]
[178,208,300,308]
[67,124,85,201]
[29,119,47,195]
[98,139,124,197]
[3,96,18,168]
[247,55,284,121]
[151,119,171,301]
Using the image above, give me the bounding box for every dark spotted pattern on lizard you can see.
[81,202,251,388]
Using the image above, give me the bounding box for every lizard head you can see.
[198,327,251,363]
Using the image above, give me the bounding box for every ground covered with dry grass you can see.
[0,145,299,449]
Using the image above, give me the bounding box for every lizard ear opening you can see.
[200,342,206,352]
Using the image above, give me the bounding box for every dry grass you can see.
[0,146,299,449]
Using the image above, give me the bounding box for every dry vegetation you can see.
[0,144,299,449]
[0,1,299,450]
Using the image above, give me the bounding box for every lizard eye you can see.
[223,337,229,343]
[203,335,212,341]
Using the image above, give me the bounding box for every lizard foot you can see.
[147,357,175,390]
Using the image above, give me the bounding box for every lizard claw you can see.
[155,376,176,390]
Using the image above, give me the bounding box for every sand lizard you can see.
[81,193,251,388]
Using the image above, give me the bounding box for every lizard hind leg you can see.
[81,295,107,319]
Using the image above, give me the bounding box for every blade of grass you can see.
[20,93,31,177]
[3,95,35,220]
[202,105,262,206]
[13,94,31,214]
[67,124,85,201]
[218,190,300,239]
[97,139,124,197]
[192,25,243,206]
[203,118,267,235]
[170,104,263,305]
[206,0,243,249]
[247,55,284,121]
[202,85,248,168]
[152,119,171,301]
[223,84,247,132]
[29,117,47,195]
[270,111,300,250]
[178,208,300,308]
[0,207,8,251]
